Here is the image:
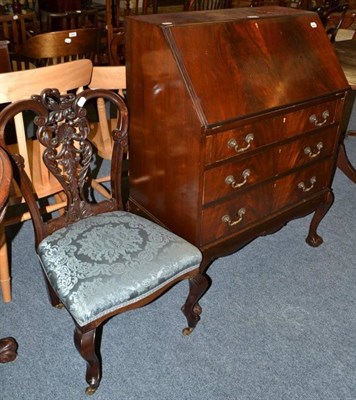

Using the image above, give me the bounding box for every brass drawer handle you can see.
[222,208,246,226]
[304,141,324,158]
[225,169,251,189]
[227,133,254,153]
[298,176,317,192]
[309,110,329,127]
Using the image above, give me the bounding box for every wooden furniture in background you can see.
[0,12,39,52]
[0,60,93,303]
[13,27,99,68]
[184,0,232,10]
[126,7,349,276]
[0,41,11,73]
[0,147,18,364]
[334,39,356,183]
[109,27,125,65]
[105,0,130,65]
[43,8,100,32]
[315,2,349,42]
[0,87,208,394]
[38,0,81,13]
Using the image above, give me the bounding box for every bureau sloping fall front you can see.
[126,7,350,274]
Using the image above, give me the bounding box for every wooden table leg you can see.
[0,337,18,363]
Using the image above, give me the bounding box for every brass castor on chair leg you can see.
[182,327,194,336]
[85,385,98,396]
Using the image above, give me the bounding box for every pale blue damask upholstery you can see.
[37,211,202,327]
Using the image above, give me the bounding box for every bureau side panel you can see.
[126,18,203,243]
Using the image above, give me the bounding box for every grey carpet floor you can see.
[0,134,355,399]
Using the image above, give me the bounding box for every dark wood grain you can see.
[0,148,12,224]
[0,148,17,364]
[0,41,11,73]
[126,7,349,270]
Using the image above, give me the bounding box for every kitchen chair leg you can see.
[0,225,11,302]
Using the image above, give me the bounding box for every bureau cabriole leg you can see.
[306,191,334,247]
[337,143,356,183]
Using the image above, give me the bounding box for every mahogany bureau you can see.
[126,7,350,275]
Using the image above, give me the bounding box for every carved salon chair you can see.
[0,87,210,393]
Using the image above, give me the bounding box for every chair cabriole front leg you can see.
[74,326,101,395]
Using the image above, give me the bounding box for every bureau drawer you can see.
[201,158,333,244]
[203,127,338,205]
[205,100,339,165]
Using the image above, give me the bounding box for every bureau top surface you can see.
[128,6,312,25]
[126,7,349,126]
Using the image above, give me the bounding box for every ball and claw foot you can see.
[306,233,323,247]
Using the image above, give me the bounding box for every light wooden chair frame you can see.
[88,65,127,199]
[0,59,93,302]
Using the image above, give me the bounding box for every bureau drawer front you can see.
[203,152,272,205]
[203,127,338,205]
[205,100,339,165]
[201,158,333,244]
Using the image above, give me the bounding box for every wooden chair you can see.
[0,87,208,393]
[0,12,39,53]
[0,59,93,303]
[105,0,130,65]
[12,27,99,69]
[109,27,125,66]
[43,8,99,32]
[184,0,232,10]
[88,65,127,199]
[314,2,349,42]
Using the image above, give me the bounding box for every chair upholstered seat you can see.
[37,211,202,327]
